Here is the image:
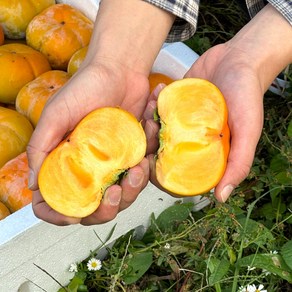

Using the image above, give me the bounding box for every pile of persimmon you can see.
[0,1,94,219]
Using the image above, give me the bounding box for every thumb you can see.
[26,108,71,191]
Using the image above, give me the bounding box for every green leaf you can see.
[123,251,153,285]
[237,217,274,247]
[207,257,230,285]
[238,254,292,282]
[270,153,289,174]
[281,240,292,271]
[155,203,193,232]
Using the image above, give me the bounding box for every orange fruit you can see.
[0,152,32,213]
[148,72,174,93]
[155,78,230,196]
[38,107,147,218]
[16,70,70,127]
[0,24,4,45]
[67,46,88,75]
[0,201,10,220]
[26,4,93,70]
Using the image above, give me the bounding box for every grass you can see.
[41,1,292,291]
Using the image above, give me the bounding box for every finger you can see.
[32,190,81,226]
[81,185,122,225]
[26,103,71,190]
[214,124,262,203]
[145,119,160,155]
[119,157,149,210]
[143,83,165,121]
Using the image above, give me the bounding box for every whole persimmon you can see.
[67,46,88,76]
[155,78,230,196]
[148,72,174,93]
[38,107,147,218]
[0,201,10,220]
[26,4,93,70]
[0,152,32,213]
[16,70,70,127]
[0,107,34,168]
[0,24,4,45]
[0,0,55,39]
[0,43,51,104]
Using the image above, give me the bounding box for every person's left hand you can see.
[144,42,265,202]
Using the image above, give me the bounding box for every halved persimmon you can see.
[148,72,173,93]
[156,78,230,196]
[38,107,147,218]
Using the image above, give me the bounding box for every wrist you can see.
[83,0,175,76]
[227,4,292,91]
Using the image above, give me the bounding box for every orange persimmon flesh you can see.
[156,78,230,196]
[39,107,147,218]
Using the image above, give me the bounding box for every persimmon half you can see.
[155,78,230,196]
[0,152,32,213]
[38,107,147,218]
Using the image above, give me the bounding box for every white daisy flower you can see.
[68,263,78,273]
[256,284,267,292]
[246,284,257,292]
[164,243,171,249]
[87,258,102,271]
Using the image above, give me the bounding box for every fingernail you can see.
[220,184,234,203]
[108,191,121,206]
[128,171,144,187]
[28,169,35,189]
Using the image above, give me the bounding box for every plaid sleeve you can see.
[143,0,199,42]
[246,0,292,25]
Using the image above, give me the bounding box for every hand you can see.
[144,4,292,203]
[144,43,264,202]
[26,0,175,225]
[28,62,150,225]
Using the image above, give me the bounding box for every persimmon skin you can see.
[16,70,70,127]
[148,72,173,93]
[0,152,32,213]
[0,201,10,220]
[26,4,93,70]
[38,107,147,218]
[67,46,88,76]
[0,0,55,39]
[156,78,230,196]
[0,43,51,104]
[0,107,34,168]
[0,24,4,45]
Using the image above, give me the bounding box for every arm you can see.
[27,0,175,225]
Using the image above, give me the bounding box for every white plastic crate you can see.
[0,1,210,291]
